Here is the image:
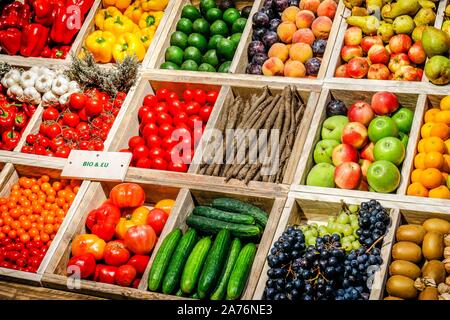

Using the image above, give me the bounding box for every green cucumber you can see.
[162,228,198,294]
[197,229,231,298]
[193,206,255,225]
[211,198,268,228]
[148,229,182,291]
[226,243,257,300]
[180,236,212,294]
[186,215,261,239]
[175,288,184,296]
[210,238,242,300]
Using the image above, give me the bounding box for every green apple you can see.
[368,116,399,142]
[398,131,409,149]
[391,107,414,133]
[321,115,349,142]
[373,137,405,166]
[306,163,336,187]
[313,139,340,164]
[367,160,401,193]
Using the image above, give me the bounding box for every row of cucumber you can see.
[148,228,256,300]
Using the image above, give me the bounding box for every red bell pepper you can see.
[85,203,121,241]
[22,103,36,118]
[31,0,55,27]
[0,28,21,55]
[93,264,117,284]
[40,46,52,58]
[14,111,27,130]
[0,2,31,30]
[2,130,20,150]
[20,23,49,57]
[0,106,15,130]
[66,0,95,16]
[50,4,85,45]
[51,45,71,59]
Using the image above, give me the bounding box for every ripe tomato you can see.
[55,146,71,158]
[67,253,96,279]
[151,157,168,170]
[138,106,151,120]
[132,145,149,160]
[173,112,189,127]
[78,108,88,121]
[149,147,166,159]
[146,208,168,236]
[140,122,158,137]
[21,145,33,153]
[156,88,169,101]
[42,107,59,121]
[185,101,200,116]
[143,94,158,108]
[194,89,206,105]
[166,146,182,163]
[109,183,145,208]
[128,136,145,150]
[76,122,89,132]
[206,91,219,104]
[92,140,104,151]
[168,100,183,117]
[39,137,50,148]
[127,255,149,274]
[199,106,213,122]
[69,93,87,110]
[125,225,156,255]
[182,89,194,102]
[140,109,156,125]
[115,264,136,287]
[116,92,126,101]
[103,240,130,267]
[46,124,62,139]
[161,136,177,151]
[158,123,174,138]
[135,157,151,168]
[78,141,89,150]
[50,137,64,152]
[62,128,78,141]
[156,112,172,126]
[155,102,168,114]
[26,134,38,145]
[145,134,161,149]
[168,162,188,173]
[62,112,80,128]
[94,264,117,284]
[85,99,103,117]
[166,91,179,103]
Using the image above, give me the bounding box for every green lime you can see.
[223,8,240,26]
[230,33,242,47]
[176,18,193,34]
[170,31,188,49]
[188,33,208,53]
[181,5,201,21]
[160,62,180,70]
[217,38,235,60]
[200,0,216,15]
[217,61,232,73]
[202,49,219,67]
[208,34,224,50]
[205,8,223,23]
[231,17,247,34]
[165,46,184,65]
[192,18,210,36]
[210,20,229,37]
[184,46,203,65]
[198,63,216,72]
[181,60,199,71]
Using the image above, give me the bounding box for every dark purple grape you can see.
[252,28,266,41]
[274,0,289,12]
[262,30,279,49]
[252,12,270,28]
[305,57,321,76]
[269,18,281,31]
[246,63,263,75]
[264,0,274,9]
[252,53,268,66]
[260,7,276,20]
[248,40,266,58]
[241,6,253,18]
[312,39,327,57]
[326,100,347,117]
[289,0,300,6]
[218,0,235,11]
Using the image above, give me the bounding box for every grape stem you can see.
[365,235,384,254]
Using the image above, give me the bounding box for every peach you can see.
[268,43,289,62]
[317,0,337,19]
[295,10,315,29]
[262,57,285,76]
[282,6,301,23]
[292,28,315,45]
[289,43,313,63]
[284,60,306,77]
[300,0,321,14]
[277,21,297,43]
[311,16,332,40]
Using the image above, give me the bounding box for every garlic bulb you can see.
[58,92,72,106]
[68,81,81,93]
[1,69,20,88]
[51,75,69,96]
[20,70,38,88]
[444,234,450,247]
[7,84,24,102]
[35,74,54,93]
[42,91,59,107]
[23,87,41,105]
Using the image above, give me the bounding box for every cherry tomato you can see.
[34,145,46,155]
[156,112,172,126]
[158,123,174,138]
[26,134,38,145]
[69,93,87,110]
[55,146,71,158]
[62,112,80,128]
[173,112,189,127]
[188,115,203,130]
[182,89,194,102]
[128,136,145,150]
[140,110,156,125]
[161,136,178,151]
[93,140,104,151]
[46,124,62,139]
[132,145,149,160]
[62,128,77,140]
[78,108,88,121]
[143,94,158,108]
[76,122,89,132]
[42,107,59,121]
[79,141,89,150]
[185,101,201,116]
[155,102,168,114]
[149,147,166,159]
[168,162,188,172]
[21,145,33,153]
[166,92,179,103]
[206,91,219,104]
[194,89,206,105]
[145,134,161,149]
[135,157,151,168]
[116,92,127,101]
[39,137,50,148]
[140,122,158,137]
[85,99,103,117]
[168,100,183,117]
[50,137,65,152]
[138,106,151,120]
[151,157,168,170]
[199,106,213,122]
[166,146,182,163]
[156,89,170,101]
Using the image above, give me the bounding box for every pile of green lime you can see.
[161,0,248,73]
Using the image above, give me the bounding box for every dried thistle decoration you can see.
[414,277,437,291]
[65,50,139,97]
[0,61,11,78]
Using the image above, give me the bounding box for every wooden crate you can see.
[136,186,286,300]
[231,0,344,81]
[291,87,426,202]
[253,192,401,300]
[42,179,184,299]
[147,0,257,70]
[0,0,102,67]
[0,163,90,285]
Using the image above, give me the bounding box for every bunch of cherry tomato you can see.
[121,87,218,172]
[21,89,126,158]
[0,175,80,272]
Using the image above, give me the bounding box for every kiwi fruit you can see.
[384,296,404,300]
[422,232,444,260]
[386,275,418,299]
[422,218,450,234]
[389,260,421,279]
[422,260,446,284]
[392,241,422,263]
[418,287,439,300]
[396,224,426,245]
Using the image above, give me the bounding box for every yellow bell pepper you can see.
[95,7,122,30]
[139,26,155,49]
[102,0,132,12]
[138,11,164,29]
[104,15,139,36]
[124,1,143,24]
[141,0,168,11]
[85,31,116,63]
[112,32,146,62]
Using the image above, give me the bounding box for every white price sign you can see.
[61,150,132,181]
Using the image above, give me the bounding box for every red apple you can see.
[385,44,391,54]
[371,91,399,115]
[357,180,369,191]
[392,65,422,82]
[388,53,410,73]
[360,142,375,162]
[341,122,369,149]
[359,159,372,181]
[334,162,362,189]
[341,45,363,62]
[368,44,389,65]
[332,144,359,167]
[347,101,375,126]
[361,36,383,52]
[335,64,349,77]
[368,64,391,80]
[344,27,363,46]
[408,41,426,65]
[389,34,412,54]
[347,57,369,79]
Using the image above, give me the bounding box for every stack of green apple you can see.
[299,204,361,252]
[161,0,249,72]
[306,91,414,193]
